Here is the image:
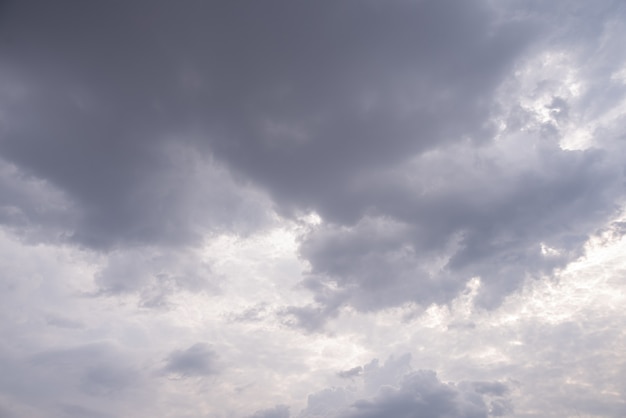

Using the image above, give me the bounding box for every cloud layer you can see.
[1,0,626,417]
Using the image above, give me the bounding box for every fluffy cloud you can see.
[299,354,511,418]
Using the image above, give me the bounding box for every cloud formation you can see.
[2,0,624,313]
[1,0,626,417]
[163,343,219,378]
[298,354,511,418]
[249,405,291,418]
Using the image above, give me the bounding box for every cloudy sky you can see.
[1,1,626,417]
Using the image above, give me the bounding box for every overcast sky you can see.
[1,1,626,417]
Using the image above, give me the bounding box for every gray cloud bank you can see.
[2,0,625,315]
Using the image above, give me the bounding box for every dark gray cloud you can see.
[163,343,218,378]
[281,0,626,320]
[296,142,620,320]
[0,0,530,247]
[0,0,273,249]
[1,0,623,317]
[187,0,534,222]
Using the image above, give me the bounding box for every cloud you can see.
[338,366,363,379]
[470,382,509,397]
[162,343,219,378]
[1,0,624,318]
[58,404,112,418]
[44,314,84,330]
[0,157,74,243]
[346,371,486,418]
[248,405,290,418]
[284,0,626,321]
[299,354,511,418]
[293,140,619,324]
[0,0,530,248]
[94,245,218,307]
[28,343,140,397]
[0,339,154,418]
[299,387,351,418]
[1,1,626,417]
[281,303,344,333]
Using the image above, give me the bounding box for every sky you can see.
[0,0,626,417]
